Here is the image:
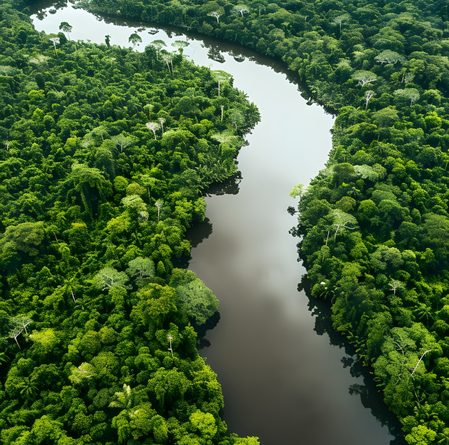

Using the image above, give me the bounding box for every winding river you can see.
[32,5,403,444]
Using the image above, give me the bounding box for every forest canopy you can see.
[0,0,260,443]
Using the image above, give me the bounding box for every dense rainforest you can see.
[0,0,260,443]
[71,0,449,444]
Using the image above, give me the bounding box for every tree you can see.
[0,221,45,260]
[110,134,135,152]
[167,334,174,357]
[92,267,129,291]
[373,106,399,127]
[122,194,146,216]
[389,279,404,295]
[189,410,218,441]
[30,416,65,443]
[69,362,96,384]
[13,315,32,335]
[49,36,60,54]
[212,70,232,96]
[290,183,306,199]
[109,384,134,410]
[352,70,377,87]
[8,325,23,349]
[208,11,222,24]
[146,121,160,139]
[161,52,174,74]
[171,269,219,326]
[29,328,59,354]
[375,49,405,65]
[172,40,189,55]
[227,109,245,130]
[410,349,432,376]
[158,117,166,134]
[234,438,261,445]
[332,14,350,33]
[18,377,38,399]
[422,214,449,252]
[127,257,155,284]
[59,21,72,40]
[65,163,109,216]
[147,368,189,409]
[325,209,357,244]
[149,39,166,59]
[405,425,437,445]
[394,88,420,105]
[128,32,142,48]
[155,200,163,221]
[233,4,249,17]
[364,90,375,109]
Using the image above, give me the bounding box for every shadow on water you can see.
[206,171,242,196]
[300,276,406,445]
[197,312,221,349]
[188,218,213,249]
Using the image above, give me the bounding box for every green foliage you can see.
[171,269,219,326]
[0,1,259,443]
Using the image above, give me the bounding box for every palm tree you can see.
[414,303,434,323]
[0,352,8,366]
[19,377,38,399]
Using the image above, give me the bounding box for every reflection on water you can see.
[206,172,242,196]
[188,218,213,249]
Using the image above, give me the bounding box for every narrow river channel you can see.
[32,4,403,444]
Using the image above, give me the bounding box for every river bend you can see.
[32,5,401,444]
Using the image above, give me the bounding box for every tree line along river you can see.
[31,3,403,444]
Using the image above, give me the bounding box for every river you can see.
[31,4,403,444]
